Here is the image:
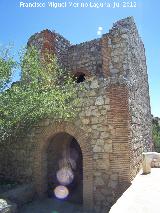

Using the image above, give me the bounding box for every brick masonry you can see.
[0,17,152,212]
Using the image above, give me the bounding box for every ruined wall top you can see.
[28,16,145,81]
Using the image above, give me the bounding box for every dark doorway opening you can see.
[47,133,83,204]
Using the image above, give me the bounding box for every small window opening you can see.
[76,73,85,83]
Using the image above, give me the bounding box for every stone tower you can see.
[0,17,152,212]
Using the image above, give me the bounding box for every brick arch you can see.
[33,121,93,209]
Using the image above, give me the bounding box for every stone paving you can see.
[109,168,160,213]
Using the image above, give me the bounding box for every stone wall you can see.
[67,39,102,76]
[28,31,102,77]
[124,18,152,178]
[0,77,118,212]
[54,32,71,68]
[0,17,152,212]
[101,17,152,182]
[28,29,71,68]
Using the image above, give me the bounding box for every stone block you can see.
[93,145,103,153]
[104,143,112,153]
[96,158,110,170]
[82,118,90,125]
[100,132,109,139]
[90,80,99,89]
[95,176,105,186]
[95,96,104,106]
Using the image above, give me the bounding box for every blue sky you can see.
[0,0,159,117]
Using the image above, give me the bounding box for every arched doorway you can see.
[33,122,93,210]
[47,132,83,204]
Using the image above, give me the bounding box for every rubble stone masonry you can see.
[0,17,152,212]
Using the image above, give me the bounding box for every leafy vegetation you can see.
[152,117,160,152]
[0,46,82,142]
[0,45,17,92]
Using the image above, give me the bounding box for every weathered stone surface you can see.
[95,96,104,106]
[82,118,90,125]
[90,80,99,89]
[0,16,152,213]
[104,143,112,153]
[93,145,102,153]
[95,177,105,186]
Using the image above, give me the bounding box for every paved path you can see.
[109,168,160,213]
[19,198,93,213]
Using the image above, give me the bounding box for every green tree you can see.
[0,46,82,142]
[152,118,160,152]
[0,45,17,92]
